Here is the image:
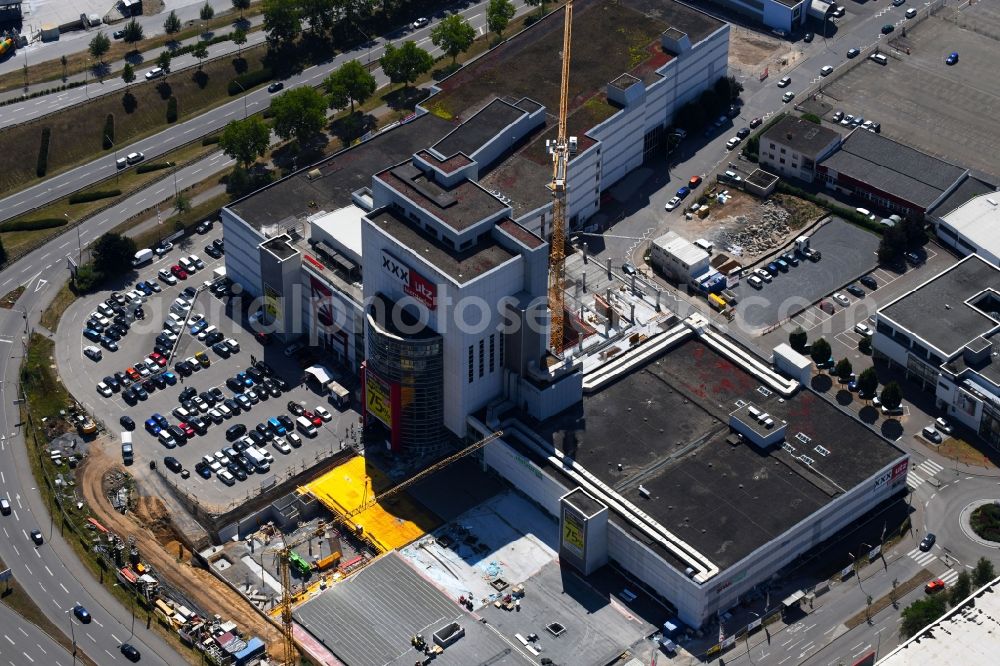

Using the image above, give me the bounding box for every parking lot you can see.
[733,218,880,331]
[819,3,1000,177]
[56,232,360,511]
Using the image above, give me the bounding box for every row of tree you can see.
[900,557,996,638]
[789,327,902,407]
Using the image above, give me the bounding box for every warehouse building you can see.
[222,0,730,452]
[758,115,841,184]
[874,254,1000,450]
[932,191,1000,266]
[472,315,908,628]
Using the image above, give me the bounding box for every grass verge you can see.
[40,281,77,333]
[0,285,25,308]
[0,6,264,94]
[1,140,215,261]
[0,42,269,198]
[844,568,931,629]
[19,334,203,665]
[0,555,99,666]
[937,437,994,469]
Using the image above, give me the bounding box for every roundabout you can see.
[960,500,1000,549]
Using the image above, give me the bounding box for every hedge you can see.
[0,218,68,232]
[166,96,178,123]
[171,32,232,58]
[775,181,883,232]
[136,161,174,174]
[36,128,51,178]
[102,114,115,149]
[68,189,122,204]
[202,135,220,146]
[228,67,273,96]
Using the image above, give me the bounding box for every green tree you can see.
[301,0,335,36]
[73,263,101,293]
[232,0,251,19]
[89,32,111,64]
[271,85,327,146]
[192,41,209,69]
[900,595,947,639]
[232,26,248,57]
[121,62,136,91]
[488,0,516,40]
[164,9,182,35]
[379,41,434,90]
[901,217,926,248]
[219,117,271,168]
[973,557,996,587]
[157,50,173,74]
[0,236,7,266]
[431,14,476,65]
[123,18,144,48]
[810,337,831,369]
[789,326,807,353]
[92,232,137,277]
[263,0,301,49]
[174,193,191,214]
[61,54,68,81]
[525,0,547,19]
[200,2,215,21]
[949,571,972,607]
[859,336,872,355]
[858,367,879,398]
[835,358,853,382]
[878,225,906,265]
[325,60,376,114]
[880,381,902,410]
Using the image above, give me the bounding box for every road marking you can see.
[778,657,791,665]
[17,628,26,637]
[824,626,837,635]
[38,582,45,592]
[853,645,872,658]
[44,565,52,577]
[86,632,96,643]
[851,642,864,650]
[4,635,13,645]
[36,642,46,654]
[112,634,120,644]
[105,649,115,659]
[22,563,29,574]
[191,168,203,175]
[59,583,68,594]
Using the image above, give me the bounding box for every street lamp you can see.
[106,134,119,182]
[65,609,77,665]
[231,79,249,118]
[84,59,90,100]
[114,583,136,638]
[357,26,373,64]
[64,213,81,262]
[745,611,760,664]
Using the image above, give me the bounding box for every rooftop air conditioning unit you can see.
[569,136,578,153]
[306,168,322,181]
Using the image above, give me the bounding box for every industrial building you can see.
[758,115,842,184]
[222,0,730,453]
[873,254,1000,449]
[817,130,971,220]
[472,314,908,628]
[932,191,1000,265]
[877,575,1000,666]
[706,0,835,33]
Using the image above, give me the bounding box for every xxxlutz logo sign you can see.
[381,250,437,310]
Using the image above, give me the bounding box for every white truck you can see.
[794,236,821,262]
[132,248,154,266]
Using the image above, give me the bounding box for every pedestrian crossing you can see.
[906,458,945,489]
[907,547,938,567]
[940,569,960,586]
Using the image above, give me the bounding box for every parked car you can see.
[881,24,894,34]
[860,275,879,290]
[854,322,872,336]
[922,425,942,443]
[676,186,690,199]
[748,275,763,289]
[846,284,865,298]
[665,196,682,211]
[754,268,772,283]
[820,65,833,76]
[782,91,795,103]
[847,48,860,58]
[906,8,917,18]
[777,76,791,88]
[832,292,851,307]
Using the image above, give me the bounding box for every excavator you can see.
[0,36,14,57]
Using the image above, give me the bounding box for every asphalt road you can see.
[0,600,75,665]
[0,0,245,77]
[0,0,524,224]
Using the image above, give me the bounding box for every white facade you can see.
[650,231,711,283]
[220,208,265,299]
[708,0,807,31]
[935,193,1000,266]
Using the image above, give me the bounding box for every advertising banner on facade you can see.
[365,372,393,429]
[381,249,437,310]
[561,508,585,560]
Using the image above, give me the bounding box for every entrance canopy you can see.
[304,364,334,385]
[781,590,806,607]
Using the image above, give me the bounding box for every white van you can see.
[197,325,217,341]
[178,257,195,273]
[296,416,317,437]
[170,298,191,315]
[869,53,888,66]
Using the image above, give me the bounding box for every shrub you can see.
[775,181,881,232]
[166,96,178,123]
[800,112,822,124]
[102,113,115,149]
[202,135,221,146]
[68,189,122,204]
[36,127,51,178]
[228,67,273,96]
[971,504,1000,542]
[136,161,175,174]
[0,218,68,232]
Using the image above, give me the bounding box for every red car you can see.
[125,366,141,382]
[302,410,322,427]
[925,579,946,594]
[179,422,195,438]
[171,265,188,279]
[149,352,167,367]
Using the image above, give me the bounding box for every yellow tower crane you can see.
[547,0,575,353]
[274,430,502,664]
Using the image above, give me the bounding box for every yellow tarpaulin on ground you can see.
[298,456,438,552]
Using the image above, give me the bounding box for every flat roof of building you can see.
[939,193,1000,252]
[655,231,709,266]
[877,576,1000,666]
[819,130,967,209]
[531,337,903,571]
[367,208,515,284]
[433,98,526,159]
[931,174,997,219]
[228,114,455,230]
[295,552,522,666]
[880,254,1000,357]
[763,115,841,156]
[375,162,508,232]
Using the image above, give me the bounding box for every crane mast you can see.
[547,0,574,354]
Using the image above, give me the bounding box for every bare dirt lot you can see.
[79,440,285,652]
[728,28,803,77]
